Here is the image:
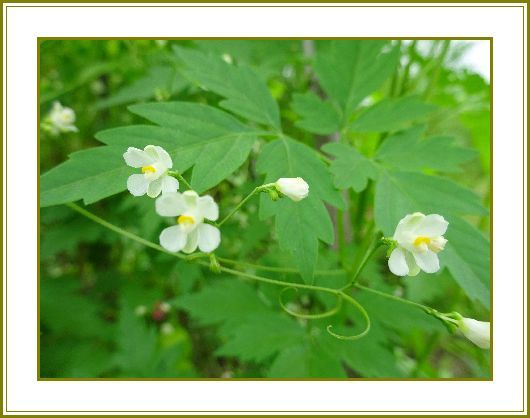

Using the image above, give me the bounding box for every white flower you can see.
[47,101,78,135]
[275,177,309,201]
[156,190,221,254]
[458,318,490,349]
[388,212,448,276]
[123,145,179,198]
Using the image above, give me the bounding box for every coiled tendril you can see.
[279,287,343,319]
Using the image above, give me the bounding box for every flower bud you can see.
[458,317,490,349]
[275,177,309,202]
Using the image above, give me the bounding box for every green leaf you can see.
[350,96,436,133]
[96,66,188,109]
[322,142,379,192]
[314,40,400,119]
[216,312,305,363]
[41,102,260,207]
[267,343,346,378]
[174,46,281,129]
[291,92,341,135]
[128,102,258,192]
[174,279,269,330]
[443,217,490,308]
[256,137,343,281]
[376,125,477,172]
[374,170,488,235]
[40,145,132,207]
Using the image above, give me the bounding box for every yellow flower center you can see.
[413,236,431,247]
[177,215,195,225]
[141,165,156,174]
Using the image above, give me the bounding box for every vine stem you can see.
[64,202,437,321]
[341,237,383,291]
[216,183,276,227]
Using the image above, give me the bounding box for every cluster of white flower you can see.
[124,144,310,256]
[123,144,489,350]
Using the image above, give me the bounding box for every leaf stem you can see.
[216,183,275,227]
[341,236,383,290]
[354,283,430,312]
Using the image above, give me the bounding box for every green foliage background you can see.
[39,39,491,379]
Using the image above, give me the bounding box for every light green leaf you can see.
[40,145,132,207]
[314,40,400,119]
[96,66,188,109]
[322,142,379,192]
[376,125,477,172]
[443,217,490,308]
[216,312,305,363]
[350,96,436,133]
[291,92,341,135]
[256,137,343,282]
[174,46,281,129]
[374,170,488,235]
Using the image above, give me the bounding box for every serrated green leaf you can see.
[174,280,269,329]
[322,142,379,192]
[376,125,477,172]
[174,46,281,129]
[216,312,305,363]
[374,170,488,235]
[96,66,188,109]
[128,102,258,192]
[314,40,400,119]
[41,102,260,207]
[256,137,343,281]
[40,146,132,207]
[350,96,436,133]
[291,92,341,135]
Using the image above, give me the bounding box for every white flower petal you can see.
[388,248,409,276]
[197,195,219,221]
[159,225,187,252]
[156,192,186,217]
[182,229,199,253]
[276,177,309,201]
[144,145,173,169]
[393,212,425,241]
[127,174,149,196]
[161,175,179,194]
[415,214,449,237]
[197,224,221,253]
[413,250,440,273]
[147,178,163,198]
[123,147,154,168]
[404,250,421,276]
[460,318,490,349]
[182,190,199,207]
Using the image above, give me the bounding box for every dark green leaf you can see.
[291,92,341,135]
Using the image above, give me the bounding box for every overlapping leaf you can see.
[40,102,259,207]
[174,46,281,130]
[291,92,341,135]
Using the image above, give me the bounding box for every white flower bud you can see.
[459,318,490,349]
[275,177,309,202]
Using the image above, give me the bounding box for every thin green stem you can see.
[279,288,343,319]
[336,209,346,266]
[354,283,429,312]
[341,237,382,290]
[217,257,343,276]
[168,171,192,190]
[217,183,275,227]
